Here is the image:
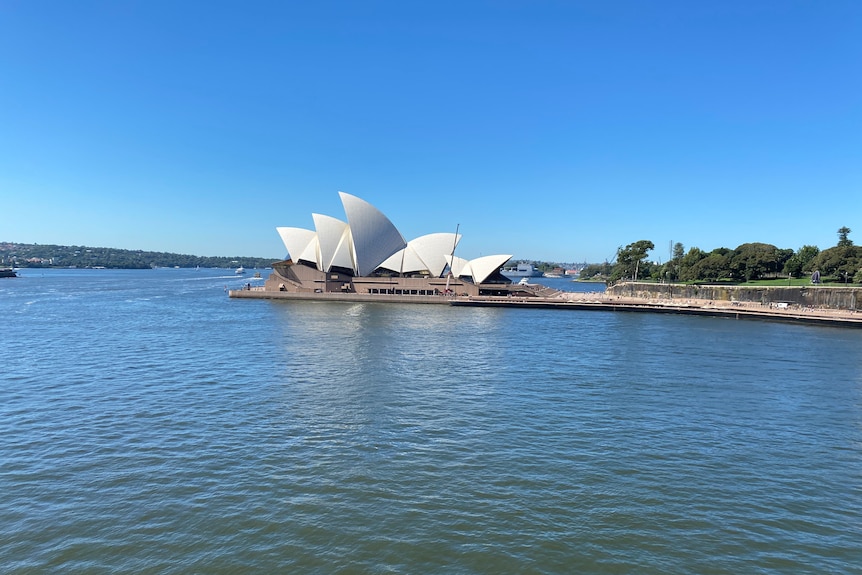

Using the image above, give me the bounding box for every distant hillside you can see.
[0,242,280,270]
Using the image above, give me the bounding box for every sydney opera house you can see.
[259,192,538,300]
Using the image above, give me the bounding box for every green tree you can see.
[783,245,820,277]
[579,261,613,280]
[677,247,706,281]
[660,242,686,282]
[837,226,853,247]
[809,245,862,281]
[728,243,791,281]
[690,252,731,282]
[610,240,654,283]
[0,242,277,269]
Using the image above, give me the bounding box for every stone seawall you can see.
[230,288,451,304]
[606,282,861,311]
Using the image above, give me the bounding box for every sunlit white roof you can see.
[379,233,461,276]
[276,227,316,262]
[379,245,426,275]
[445,253,511,284]
[467,254,513,284]
[445,255,470,278]
[339,191,406,277]
[276,193,506,282]
[312,214,353,272]
[410,233,461,277]
[298,235,320,267]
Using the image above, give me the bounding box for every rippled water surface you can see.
[2,269,861,574]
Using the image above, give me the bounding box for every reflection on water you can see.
[1,269,861,574]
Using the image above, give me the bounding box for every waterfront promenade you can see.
[452,291,862,328]
[231,285,862,327]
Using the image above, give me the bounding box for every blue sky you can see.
[2,1,859,263]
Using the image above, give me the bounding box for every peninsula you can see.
[228,193,861,328]
[0,242,276,270]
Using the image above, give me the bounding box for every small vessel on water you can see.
[501,263,543,278]
[235,266,245,275]
[0,267,17,278]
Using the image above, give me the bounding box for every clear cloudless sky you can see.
[1,0,860,263]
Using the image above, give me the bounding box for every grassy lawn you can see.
[742,278,860,287]
[742,278,817,286]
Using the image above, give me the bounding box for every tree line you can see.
[581,227,862,285]
[0,242,278,270]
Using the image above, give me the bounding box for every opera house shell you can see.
[263,192,526,299]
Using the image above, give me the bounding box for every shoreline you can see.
[453,292,862,328]
[231,287,862,328]
[229,288,451,304]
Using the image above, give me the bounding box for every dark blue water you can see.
[2,269,861,574]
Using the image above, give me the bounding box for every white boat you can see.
[235,266,245,275]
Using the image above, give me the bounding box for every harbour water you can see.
[2,269,861,574]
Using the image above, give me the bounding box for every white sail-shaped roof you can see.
[331,229,355,271]
[380,232,462,276]
[410,233,460,277]
[298,235,320,268]
[458,260,474,280]
[276,227,316,261]
[445,253,510,283]
[468,254,512,284]
[445,255,470,278]
[275,193,510,287]
[312,214,353,272]
[379,245,425,274]
[339,191,406,277]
